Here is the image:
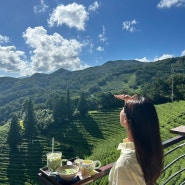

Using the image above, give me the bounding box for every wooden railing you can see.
[38,126,185,185]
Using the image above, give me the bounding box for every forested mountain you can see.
[0,56,185,124]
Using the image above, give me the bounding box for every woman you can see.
[109,94,163,185]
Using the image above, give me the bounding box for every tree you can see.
[52,95,67,123]
[172,74,185,100]
[7,115,21,150]
[53,91,73,123]
[23,98,37,140]
[53,96,61,124]
[66,90,72,120]
[99,92,123,109]
[142,78,171,104]
[78,92,88,116]
[59,96,68,121]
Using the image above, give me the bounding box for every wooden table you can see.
[170,125,185,135]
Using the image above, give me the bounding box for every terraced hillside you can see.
[0,102,185,185]
[0,108,123,185]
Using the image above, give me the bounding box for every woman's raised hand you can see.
[114,94,138,102]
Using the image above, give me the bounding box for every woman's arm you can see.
[114,94,138,102]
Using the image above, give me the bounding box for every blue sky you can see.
[0,0,185,77]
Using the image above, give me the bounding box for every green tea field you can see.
[0,101,185,185]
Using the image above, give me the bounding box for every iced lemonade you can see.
[47,152,62,171]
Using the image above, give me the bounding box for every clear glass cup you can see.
[46,152,62,172]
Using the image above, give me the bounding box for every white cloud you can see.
[0,26,92,77]
[23,26,85,74]
[96,46,104,51]
[0,35,10,44]
[48,3,89,31]
[99,25,107,42]
[33,0,48,14]
[135,54,175,62]
[135,57,150,62]
[88,1,100,12]
[157,0,185,8]
[154,54,174,61]
[122,20,137,32]
[181,50,185,56]
[0,46,28,73]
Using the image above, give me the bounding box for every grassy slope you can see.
[0,101,185,185]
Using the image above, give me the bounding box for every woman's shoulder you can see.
[117,139,135,151]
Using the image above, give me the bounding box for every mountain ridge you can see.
[0,57,185,123]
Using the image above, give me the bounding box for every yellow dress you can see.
[108,139,146,185]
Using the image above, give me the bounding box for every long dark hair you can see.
[124,96,163,185]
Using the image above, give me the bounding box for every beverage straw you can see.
[52,137,54,153]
